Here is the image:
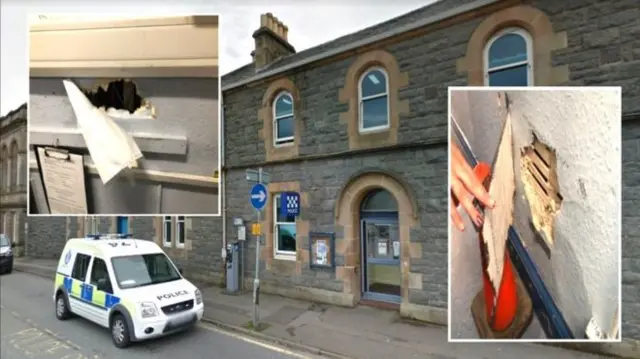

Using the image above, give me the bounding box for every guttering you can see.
[221,99,227,250]
[222,0,500,92]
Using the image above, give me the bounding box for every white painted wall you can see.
[508,89,621,338]
[449,88,620,339]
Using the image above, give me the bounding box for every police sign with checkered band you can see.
[280,192,301,217]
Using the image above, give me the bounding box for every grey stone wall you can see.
[180,217,224,285]
[26,217,67,259]
[132,217,155,238]
[621,119,640,340]
[223,146,448,307]
[533,0,640,112]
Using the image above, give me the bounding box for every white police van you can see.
[53,234,204,348]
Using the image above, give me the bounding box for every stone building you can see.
[26,0,639,353]
[0,104,27,256]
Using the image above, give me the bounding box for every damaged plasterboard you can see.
[482,113,515,295]
[63,79,143,184]
[80,79,156,120]
[520,135,563,246]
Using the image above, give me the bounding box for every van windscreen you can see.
[111,253,181,289]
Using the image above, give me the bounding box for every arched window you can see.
[358,68,390,132]
[273,92,294,146]
[361,189,398,212]
[484,28,533,86]
[10,141,18,189]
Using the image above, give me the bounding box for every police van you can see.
[53,234,204,348]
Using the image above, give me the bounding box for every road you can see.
[0,272,322,359]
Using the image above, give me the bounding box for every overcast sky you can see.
[0,0,432,116]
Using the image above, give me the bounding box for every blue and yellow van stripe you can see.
[55,273,122,311]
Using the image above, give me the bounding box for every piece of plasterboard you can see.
[482,113,515,295]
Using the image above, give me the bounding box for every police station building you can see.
[25,0,640,341]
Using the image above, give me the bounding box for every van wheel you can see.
[111,314,131,348]
[55,294,71,320]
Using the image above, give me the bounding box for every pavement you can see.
[7,258,622,359]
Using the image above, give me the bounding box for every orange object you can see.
[473,162,517,332]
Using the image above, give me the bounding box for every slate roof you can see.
[222,0,478,87]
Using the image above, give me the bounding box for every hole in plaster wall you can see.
[82,79,156,119]
[520,134,563,247]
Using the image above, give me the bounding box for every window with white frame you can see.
[484,28,533,86]
[176,216,185,248]
[358,67,389,132]
[273,92,294,146]
[273,194,296,257]
[163,216,172,247]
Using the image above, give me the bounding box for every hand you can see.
[450,142,495,231]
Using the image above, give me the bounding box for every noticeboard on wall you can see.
[309,232,335,269]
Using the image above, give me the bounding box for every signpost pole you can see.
[252,167,262,328]
[247,167,269,329]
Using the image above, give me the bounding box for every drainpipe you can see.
[220,96,227,285]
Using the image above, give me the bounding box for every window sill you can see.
[358,126,390,135]
[176,243,185,249]
[274,141,295,148]
[163,242,172,248]
[274,253,296,261]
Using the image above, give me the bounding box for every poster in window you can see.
[316,240,328,265]
[309,232,335,269]
[377,241,388,256]
[392,241,400,259]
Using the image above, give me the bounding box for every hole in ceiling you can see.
[520,134,562,246]
[82,79,155,118]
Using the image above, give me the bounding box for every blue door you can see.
[116,217,129,234]
[360,189,401,303]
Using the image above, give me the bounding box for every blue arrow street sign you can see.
[250,183,268,210]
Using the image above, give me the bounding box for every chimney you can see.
[251,13,296,70]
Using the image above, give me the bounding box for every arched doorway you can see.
[360,188,401,303]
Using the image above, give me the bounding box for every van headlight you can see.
[195,289,203,305]
[140,302,159,318]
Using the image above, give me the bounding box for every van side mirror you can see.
[10,243,16,248]
[178,268,183,275]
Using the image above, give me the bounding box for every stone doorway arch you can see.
[334,170,418,305]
